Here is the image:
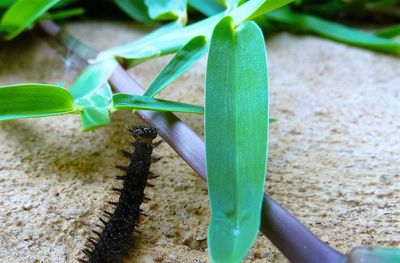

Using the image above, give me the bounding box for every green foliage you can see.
[113,94,203,113]
[0,0,60,40]
[264,7,400,55]
[144,35,208,97]
[39,7,85,21]
[145,0,187,23]
[0,84,76,120]
[96,0,293,64]
[205,17,269,263]
[69,59,118,130]
[188,0,224,15]
[113,0,152,23]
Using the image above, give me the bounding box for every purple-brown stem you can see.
[39,20,345,263]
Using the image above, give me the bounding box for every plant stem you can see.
[39,20,346,263]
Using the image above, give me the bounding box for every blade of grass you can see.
[0,84,75,120]
[0,0,61,40]
[113,94,203,113]
[116,92,270,118]
[39,7,85,21]
[205,17,269,262]
[143,35,208,97]
[69,59,118,131]
[95,0,293,63]
[145,0,187,23]
[187,0,225,16]
[264,7,400,55]
[375,24,400,39]
[113,0,152,23]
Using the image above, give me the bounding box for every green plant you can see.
[1,0,400,262]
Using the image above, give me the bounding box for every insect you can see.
[79,126,160,263]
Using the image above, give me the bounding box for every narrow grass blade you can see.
[113,0,152,23]
[95,0,292,63]
[375,24,400,39]
[69,59,118,130]
[205,17,269,262]
[0,0,60,40]
[113,94,203,113]
[0,84,75,120]
[39,7,85,21]
[230,0,293,24]
[93,21,182,63]
[144,36,208,98]
[145,0,187,22]
[265,7,400,55]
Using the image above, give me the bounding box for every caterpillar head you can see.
[129,126,158,144]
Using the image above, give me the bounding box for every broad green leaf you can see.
[264,7,400,55]
[78,82,113,131]
[188,0,225,16]
[0,0,61,40]
[113,94,203,114]
[113,0,152,23]
[144,35,208,97]
[0,84,75,120]
[145,0,187,23]
[39,7,85,21]
[205,17,269,262]
[69,59,118,131]
[95,0,291,63]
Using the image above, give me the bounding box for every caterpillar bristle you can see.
[77,258,88,263]
[151,156,163,163]
[146,183,155,188]
[152,140,163,148]
[108,201,119,206]
[121,149,132,158]
[91,230,101,237]
[99,217,107,225]
[116,165,129,172]
[87,238,97,246]
[80,126,159,263]
[133,229,142,234]
[103,210,113,218]
[82,248,92,257]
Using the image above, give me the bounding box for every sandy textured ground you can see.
[0,21,399,263]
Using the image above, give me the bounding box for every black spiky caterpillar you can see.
[79,126,160,263]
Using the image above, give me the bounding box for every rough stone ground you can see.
[0,21,399,263]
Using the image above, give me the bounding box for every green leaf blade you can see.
[144,35,208,98]
[0,84,75,120]
[69,59,118,131]
[265,8,400,55]
[145,0,187,22]
[205,17,269,263]
[0,0,61,40]
[113,0,152,23]
[113,94,203,114]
